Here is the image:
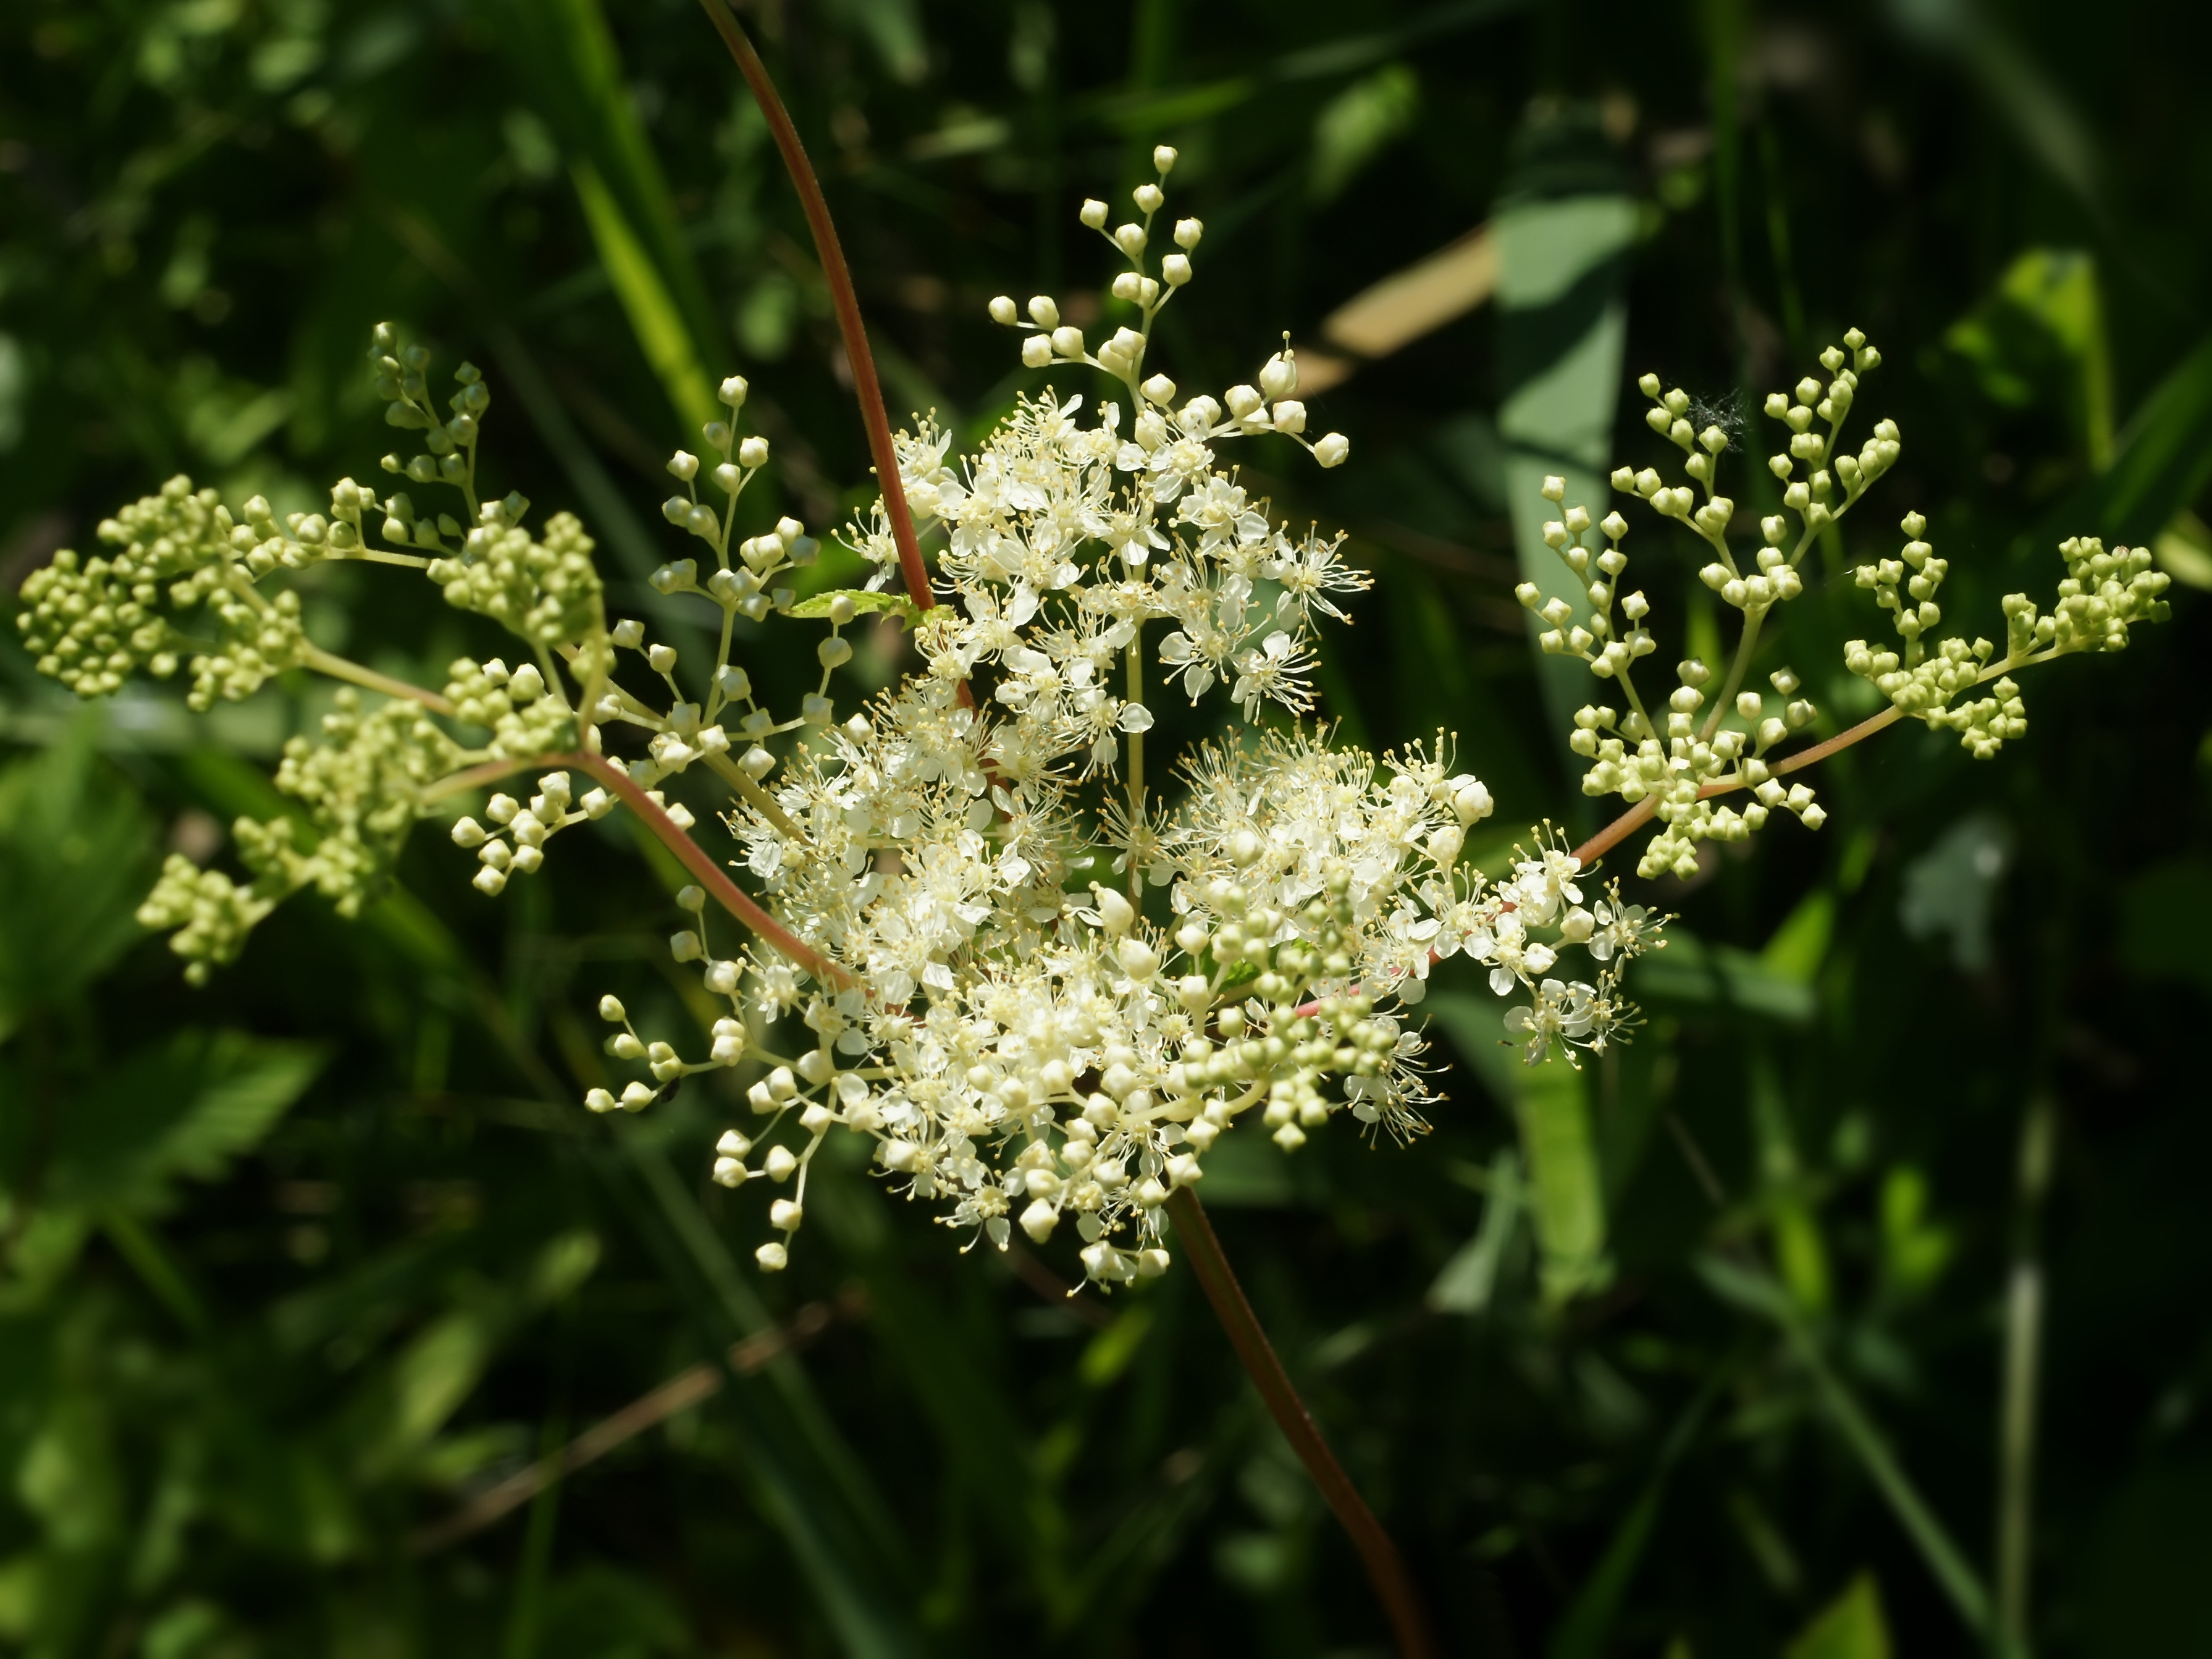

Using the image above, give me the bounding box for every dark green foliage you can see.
[2,0,2208,1653]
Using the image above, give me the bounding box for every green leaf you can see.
[615,1133,922,1658]
[1784,1572,1893,1659]
[1429,991,1610,1303]
[490,0,725,386]
[1311,63,1419,203]
[15,1396,125,1551]
[1077,1306,1154,1388]
[349,1230,600,1481]
[355,1309,498,1481]
[2041,329,2212,548]
[1547,1375,1722,1659]
[1493,102,1638,757]
[1760,889,1835,987]
[841,0,927,84]
[1428,1147,1521,1314]
[784,588,922,623]
[23,1029,322,1217]
[1694,1254,1993,1636]
[571,160,718,437]
[0,712,157,1039]
[1945,248,2114,463]
[1630,929,1817,1023]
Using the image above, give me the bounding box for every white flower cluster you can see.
[597,709,1657,1281]
[32,151,1680,1290]
[573,157,1662,1282]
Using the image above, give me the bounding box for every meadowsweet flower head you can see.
[30,144,2156,1294]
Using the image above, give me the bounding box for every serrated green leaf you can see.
[29,1031,322,1217]
[0,712,156,1039]
[784,588,922,623]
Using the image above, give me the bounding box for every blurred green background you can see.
[2,0,2209,1653]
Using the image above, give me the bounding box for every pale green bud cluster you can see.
[16,477,311,710]
[136,853,281,986]
[2045,534,2172,648]
[1521,382,1840,884]
[440,656,582,761]
[271,690,466,910]
[135,689,464,976]
[371,322,490,510]
[1521,322,2172,880]
[1162,876,1407,1154]
[651,375,791,570]
[1843,521,2169,759]
[427,510,603,648]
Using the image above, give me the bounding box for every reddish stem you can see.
[495,748,854,989]
[694,1,934,612]
[684,17,1420,1648]
[1168,1188,1437,1658]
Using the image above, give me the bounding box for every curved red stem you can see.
[1169,1188,1437,1658]
[694,1,935,612]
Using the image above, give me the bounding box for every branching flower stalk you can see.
[11,15,2172,1654]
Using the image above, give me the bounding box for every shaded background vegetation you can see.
[3,0,2210,1653]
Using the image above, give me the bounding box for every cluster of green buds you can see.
[134,688,463,980]
[372,321,489,512]
[1518,424,1833,880]
[1163,872,1413,1154]
[1752,332,1898,532]
[1515,320,2172,882]
[1518,332,1901,877]
[15,478,310,709]
[655,374,775,554]
[1844,522,2168,758]
[427,506,602,648]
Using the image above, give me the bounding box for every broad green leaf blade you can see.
[1784,1572,1893,1659]
[1429,991,1610,1303]
[1493,103,1637,759]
